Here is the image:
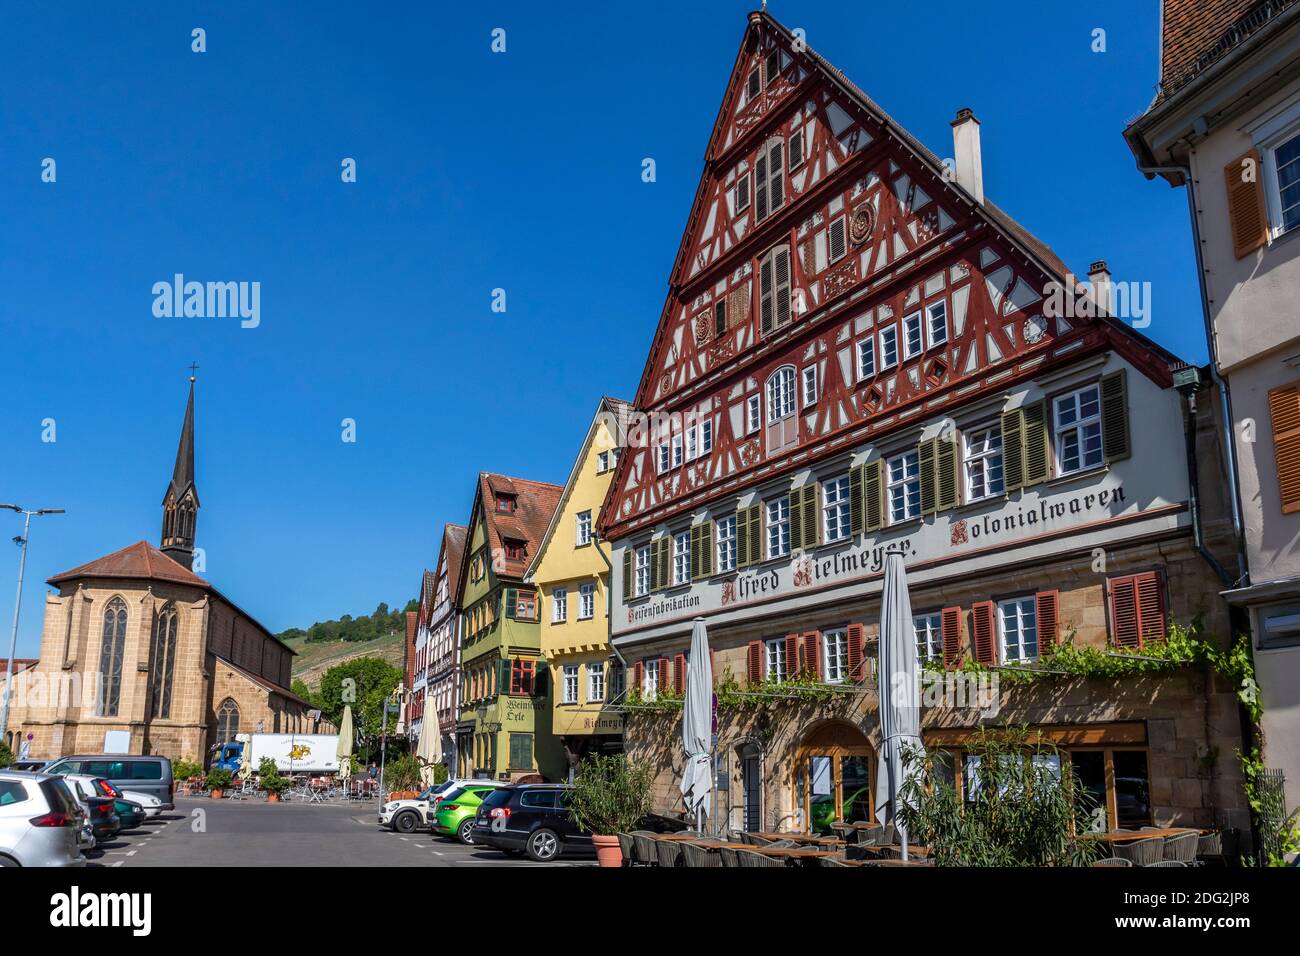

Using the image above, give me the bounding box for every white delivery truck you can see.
[209,732,341,775]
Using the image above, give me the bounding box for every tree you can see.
[316,656,403,737]
[290,678,318,708]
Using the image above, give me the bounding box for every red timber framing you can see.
[597,11,1181,544]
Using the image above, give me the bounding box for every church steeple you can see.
[161,372,200,570]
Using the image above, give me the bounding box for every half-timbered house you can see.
[599,11,1251,838]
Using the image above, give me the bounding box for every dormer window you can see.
[495,493,517,514]
[504,539,526,560]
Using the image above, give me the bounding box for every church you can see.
[4,377,330,764]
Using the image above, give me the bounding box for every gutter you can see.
[1138,161,1249,588]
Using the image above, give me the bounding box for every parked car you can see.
[378,779,469,833]
[43,755,175,810]
[471,784,594,862]
[0,770,86,866]
[92,778,163,819]
[8,759,49,773]
[58,775,121,843]
[431,782,504,844]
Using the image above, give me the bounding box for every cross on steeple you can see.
[188,362,199,382]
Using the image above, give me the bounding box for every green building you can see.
[453,473,566,782]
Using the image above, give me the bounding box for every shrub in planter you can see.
[258,757,289,802]
[382,754,421,796]
[568,754,652,867]
[172,758,204,782]
[205,768,233,798]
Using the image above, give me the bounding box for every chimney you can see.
[950,108,984,205]
[1087,260,1112,317]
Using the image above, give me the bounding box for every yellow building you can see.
[526,397,630,777]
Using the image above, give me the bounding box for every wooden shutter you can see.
[1036,590,1059,655]
[919,439,938,515]
[714,298,727,337]
[622,550,633,601]
[1108,576,1141,649]
[1268,383,1300,513]
[829,217,846,262]
[784,634,799,680]
[1001,407,1025,491]
[862,459,884,532]
[659,656,670,693]
[971,601,996,666]
[745,506,762,567]
[846,623,866,683]
[849,463,865,536]
[759,253,774,335]
[941,606,962,669]
[633,660,644,695]
[1135,571,1167,645]
[747,641,763,685]
[774,246,791,327]
[699,522,714,578]
[936,435,959,511]
[1224,149,1268,259]
[1100,370,1131,464]
[788,487,804,554]
[791,483,818,551]
[504,587,517,620]
[769,141,785,210]
[736,507,752,569]
[802,630,820,679]
[673,654,686,693]
[1023,400,1049,485]
[790,128,804,169]
[689,525,701,581]
[756,151,769,221]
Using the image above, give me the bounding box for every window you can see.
[504,539,526,560]
[98,597,128,717]
[1053,384,1103,475]
[999,597,1039,663]
[789,128,804,169]
[657,442,670,474]
[764,49,780,86]
[215,698,240,743]
[671,433,683,468]
[766,496,791,559]
[746,395,761,434]
[673,530,691,586]
[879,325,899,369]
[914,612,942,662]
[829,216,847,263]
[714,298,727,337]
[514,590,536,619]
[579,582,596,620]
[643,659,660,700]
[634,544,650,597]
[576,509,592,547]
[822,628,849,683]
[747,67,760,102]
[801,366,818,407]
[927,300,949,348]
[562,664,579,704]
[495,493,516,513]
[686,424,697,461]
[150,603,178,719]
[587,661,605,702]
[716,515,737,573]
[510,658,535,695]
[964,426,1005,501]
[887,450,921,523]
[611,663,626,700]
[696,418,713,455]
[551,587,567,623]
[856,336,876,380]
[767,366,796,424]
[756,139,785,222]
[758,245,792,334]
[822,475,851,543]
[735,175,751,214]
[764,637,787,682]
[1271,131,1300,234]
[597,450,609,473]
[903,311,924,359]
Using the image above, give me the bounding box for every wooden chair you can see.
[736,848,787,868]
[1113,836,1165,866]
[679,842,721,868]
[1163,831,1199,863]
[1091,857,1133,867]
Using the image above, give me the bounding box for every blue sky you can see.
[0,1,1197,657]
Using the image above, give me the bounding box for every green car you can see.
[432,783,502,844]
[810,785,873,835]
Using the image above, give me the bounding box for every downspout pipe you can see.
[1138,161,1250,587]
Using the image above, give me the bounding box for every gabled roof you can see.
[439,523,468,606]
[525,397,631,581]
[1154,0,1286,106]
[465,473,563,584]
[215,654,309,707]
[48,540,209,588]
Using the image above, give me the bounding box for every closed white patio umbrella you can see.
[336,704,354,788]
[680,618,714,832]
[874,548,925,860]
[416,716,442,787]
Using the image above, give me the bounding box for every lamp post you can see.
[0,505,64,743]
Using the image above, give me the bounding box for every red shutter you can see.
[747,641,762,685]
[972,601,996,666]
[1035,590,1059,655]
[846,623,865,682]
[659,656,671,692]
[1135,571,1167,646]
[802,630,820,679]
[673,653,686,693]
[941,606,962,669]
[1109,576,1140,649]
[784,634,799,680]
[633,660,644,695]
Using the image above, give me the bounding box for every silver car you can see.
[0,771,85,867]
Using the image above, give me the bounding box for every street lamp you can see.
[0,505,65,744]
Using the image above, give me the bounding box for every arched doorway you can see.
[793,721,874,835]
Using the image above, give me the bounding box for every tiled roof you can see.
[215,654,311,708]
[0,659,37,676]
[477,473,563,581]
[48,540,209,588]
[1154,0,1293,104]
[441,524,468,605]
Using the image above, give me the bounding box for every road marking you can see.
[126,850,137,857]
[111,860,124,867]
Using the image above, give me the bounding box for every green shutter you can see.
[736,510,751,569]
[801,483,819,549]
[497,658,510,692]
[936,435,959,511]
[849,464,865,536]
[690,525,702,581]
[700,522,714,577]
[504,588,517,620]
[1001,408,1026,491]
[863,460,884,533]
[622,549,633,601]
[740,505,762,567]
[1101,370,1131,463]
[748,506,763,565]
[919,439,937,516]
[1023,400,1050,485]
[649,538,663,592]
[788,489,804,553]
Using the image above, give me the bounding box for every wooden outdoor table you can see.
[653,832,708,841]
[753,846,845,860]
[748,831,845,847]
[865,858,931,867]
[1079,828,1203,844]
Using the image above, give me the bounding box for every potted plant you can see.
[206,767,233,799]
[258,757,289,803]
[568,754,652,867]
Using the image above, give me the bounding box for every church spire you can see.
[161,371,200,570]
